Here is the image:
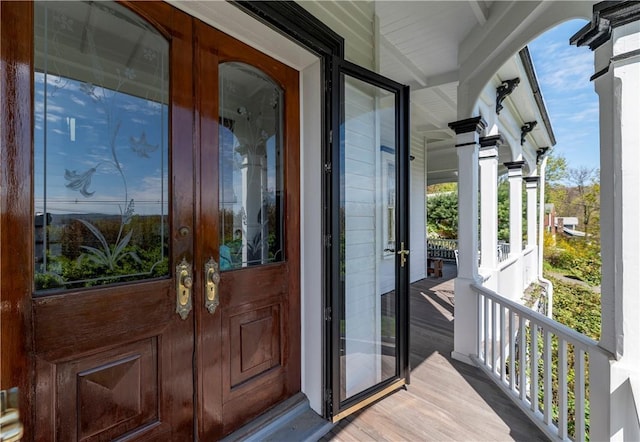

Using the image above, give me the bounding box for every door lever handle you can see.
[176,258,193,320]
[397,242,410,268]
[204,257,220,314]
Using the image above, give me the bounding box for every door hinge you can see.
[324,306,332,321]
[323,234,332,247]
[325,388,333,405]
[329,130,333,144]
[324,162,332,173]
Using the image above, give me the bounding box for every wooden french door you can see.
[194,20,300,439]
[0,1,299,440]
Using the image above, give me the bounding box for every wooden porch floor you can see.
[321,263,548,442]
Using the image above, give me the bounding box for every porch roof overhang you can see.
[169,0,561,186]
[374,1,558,184]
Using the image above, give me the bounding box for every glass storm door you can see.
[328,61,410,420]
[1,2,299,440]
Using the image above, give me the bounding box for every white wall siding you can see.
[298,1,375,70]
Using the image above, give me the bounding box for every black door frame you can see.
[328,58,411,420]
[233,1,411,421]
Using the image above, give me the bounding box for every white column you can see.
[448,117,486,365]
[525,176,539,248]
[524,175,539,295]
[478,135,501,271]
[574,4,640,441]
[505,161,525,255]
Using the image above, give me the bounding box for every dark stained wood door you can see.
[1,2,299,440]
[26,1,196,440]
[194,21,301,439]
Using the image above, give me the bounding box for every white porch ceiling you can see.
[171,0,553,186]
[375,1,496,184]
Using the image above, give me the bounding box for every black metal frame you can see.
[231,1,410,421]
[330,59,410,418]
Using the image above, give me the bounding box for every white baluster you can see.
[558,339,568,440]
[543,329,552,425]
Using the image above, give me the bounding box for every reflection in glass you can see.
[34,1,169,291]
[340,75,397,401]
[219,63,284,271]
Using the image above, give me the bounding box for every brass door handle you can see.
[397,242,410,268]
[176,258,193,320]
[204,257,220,314]
[1,388,24,442]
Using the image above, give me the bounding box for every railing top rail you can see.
[471,283,613,358]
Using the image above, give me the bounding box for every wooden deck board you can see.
[321,263,548,441]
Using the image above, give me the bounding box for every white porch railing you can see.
[426,238,457,261]
[471,283,612,441]
[497,242,510,263]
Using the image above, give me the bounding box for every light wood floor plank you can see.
[321,263,548,442]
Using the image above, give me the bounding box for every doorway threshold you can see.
[220,393,333,442]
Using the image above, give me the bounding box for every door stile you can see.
[0,1,35,438]
[397,84,411,385]
[160,3,197,437]
[194,20,224,438]
[283,67,302,398]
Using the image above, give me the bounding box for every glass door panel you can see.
[341,75,397,401]
[33,1,169,292]
[330,61,409,420]
[218,62,285,271]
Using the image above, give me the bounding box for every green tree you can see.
[567,166,600,240]
[497,178,510,241]
[426,191,458,238]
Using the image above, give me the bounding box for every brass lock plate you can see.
[176,258,193,320]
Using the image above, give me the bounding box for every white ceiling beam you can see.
[426,70,459,88]
[467,0,488,26]
[416,124,444,133]
[406,71,459,95]
[380,34,427,87]
[431,87,457,113]
[411,100,445,127]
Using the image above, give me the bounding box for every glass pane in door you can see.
[218,62,284,271]
[340,75,397,401]
[33,1,169,292]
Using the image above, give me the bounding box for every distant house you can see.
[544,203,586,237]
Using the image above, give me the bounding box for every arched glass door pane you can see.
[218,62,284,270]
[34,1,169,292]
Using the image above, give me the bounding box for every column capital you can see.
[504,160,526,170]
[479,134,504,148]
[448,116,487,135]
[524,176,540,188]
[570,2,640,51]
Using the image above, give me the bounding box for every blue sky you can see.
[527,19,600,172]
